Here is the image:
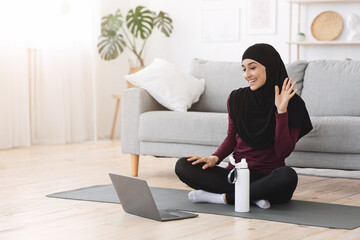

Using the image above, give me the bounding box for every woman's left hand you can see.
[275,77,298,114]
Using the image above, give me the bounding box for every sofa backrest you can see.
[188,58,307,113]
[188,58,360,116]
[301,60,360,116]
[286,60,308,96]
[188,58,247,113]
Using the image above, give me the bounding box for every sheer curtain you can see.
[0,0,98,149]
[0,48,31,149]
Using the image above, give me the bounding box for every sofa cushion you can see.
[301,60,360,116]
[188,59,248,113]
[295,116,360,154]
[285,60,308,96]
[139,111,227,146]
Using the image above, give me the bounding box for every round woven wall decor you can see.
[311,11,343,41]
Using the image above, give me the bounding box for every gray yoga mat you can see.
[47,184,360,229]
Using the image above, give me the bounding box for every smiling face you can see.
[242,59,267,91]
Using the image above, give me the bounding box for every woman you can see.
[175,43,313,209]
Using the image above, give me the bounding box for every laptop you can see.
[109,173,198,222]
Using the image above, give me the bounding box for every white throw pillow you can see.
[124,58,205,112]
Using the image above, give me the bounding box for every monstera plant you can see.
[97,6,173,67]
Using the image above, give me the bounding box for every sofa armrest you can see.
[121,88,166,154]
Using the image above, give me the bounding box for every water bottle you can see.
[227,155,250,212]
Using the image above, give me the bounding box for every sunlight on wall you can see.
[0,0,99,147]
[0,0,95,48]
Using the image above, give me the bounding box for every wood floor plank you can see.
[1,141,360,239]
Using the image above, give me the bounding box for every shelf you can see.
[288,0,360,62]
[288,41,360,45]
[288,0,360,4]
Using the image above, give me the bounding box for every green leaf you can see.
[153,11,173,37]
[101,9,123,36]
[97,34,126,61]
[97,9,126,61]
[126,6,154,39]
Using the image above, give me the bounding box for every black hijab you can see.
[229,43,312,149]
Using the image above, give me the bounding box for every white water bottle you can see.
[228,155,250,212]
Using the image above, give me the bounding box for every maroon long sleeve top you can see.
[213,101,301,174]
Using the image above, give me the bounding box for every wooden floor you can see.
[1,141,360,240]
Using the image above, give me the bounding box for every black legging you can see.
[175,157,298,205]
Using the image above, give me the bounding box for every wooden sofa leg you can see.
[131,154,139,177]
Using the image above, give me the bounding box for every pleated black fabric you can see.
[229,43,313,149]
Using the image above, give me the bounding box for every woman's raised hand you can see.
[275,77,298,114]
[187,155,219,170]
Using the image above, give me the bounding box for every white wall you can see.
[144,0,290,70]
[96,0,129,140]
[96,0,360,139]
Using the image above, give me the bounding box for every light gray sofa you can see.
[121,58,360,177]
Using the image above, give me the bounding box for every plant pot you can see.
[127,66,145,88]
